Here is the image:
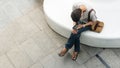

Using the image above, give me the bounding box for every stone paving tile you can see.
[7,46,33,68]
[16,15,40,34]
[31,31,58,56]
[99,49,120,68]
[0,29,16,56]
[28,7,44,31]
[29,61,43,68]
[43,21,67,48]
[40,54,57,68]
[0,7,10,28]
[0,55,14,68]
[5,21,27,45]
[27,0,43,7]
[7,15,40,45]
[0,7,5,19]
[0,38,16,56]
[12,0,34,14]
[2,1,22,21]
[112,48,120,57]
[85,56,106,68]
[5,20,21,36]
[18,38,44,63]
[81,45,103,57]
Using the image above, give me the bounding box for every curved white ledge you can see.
[43,0,120,48]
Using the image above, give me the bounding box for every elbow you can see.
[89,21,94,25]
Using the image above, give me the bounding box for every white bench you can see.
[43,0,120,48]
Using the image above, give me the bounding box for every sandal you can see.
[58,48,68,57]
[72,52,79,61]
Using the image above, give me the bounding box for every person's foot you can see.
[58,48,68,57]
[72,51,79,61]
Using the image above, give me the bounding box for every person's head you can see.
[80,5,86,13]
[71,8,82,23]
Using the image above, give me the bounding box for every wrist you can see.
[82,25,86,28]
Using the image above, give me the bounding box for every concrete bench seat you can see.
[43,0,120,48]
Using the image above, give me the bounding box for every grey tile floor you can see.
[0,0,120,68]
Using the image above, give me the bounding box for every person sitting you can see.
[58,2,97,61]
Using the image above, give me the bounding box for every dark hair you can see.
[71,8,82,23]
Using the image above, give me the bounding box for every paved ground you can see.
[0,0,120,68]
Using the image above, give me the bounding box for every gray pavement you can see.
[0,0,120,68]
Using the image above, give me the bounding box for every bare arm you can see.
[84,21,93,26]
[77,21,93,29]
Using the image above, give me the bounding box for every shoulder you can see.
[90,10,96,16]
[89,10,97,21]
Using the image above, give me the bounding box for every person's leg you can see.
[72,37,80,60]
[72,26,91,60]
[74,26,91,52]
[65,33,77,49]
[59,33,77,56]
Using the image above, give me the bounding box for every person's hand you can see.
[72,29,77,34]
[77,24,83,29]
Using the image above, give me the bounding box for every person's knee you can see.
[71,33,78,38]
[77,30,82,35]
[75,34,80,39]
